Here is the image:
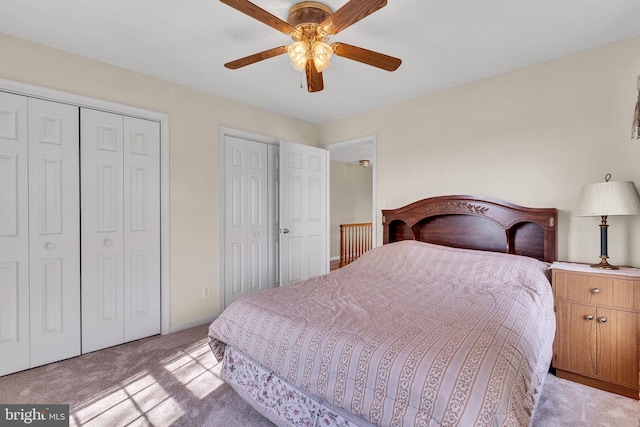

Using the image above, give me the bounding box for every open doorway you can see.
[324,136,376,271]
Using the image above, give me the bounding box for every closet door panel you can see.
[123,116,160,341]
[81,108,125,353]
[28,98,81,366]
[0,92,29,376]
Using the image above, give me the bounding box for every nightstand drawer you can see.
[554,270,639,311]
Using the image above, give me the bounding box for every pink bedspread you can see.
[209,241,555,426]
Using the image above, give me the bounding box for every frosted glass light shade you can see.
[312,41,332,72]
[575,181,640,216]
[288,41,308,72]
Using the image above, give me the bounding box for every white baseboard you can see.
[168,314,219,334]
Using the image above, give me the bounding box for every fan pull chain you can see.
[300,70,304,89]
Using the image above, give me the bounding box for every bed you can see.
[208,195,558,427]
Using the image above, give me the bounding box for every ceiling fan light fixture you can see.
[288,40,308,71]
[221,0,401,92]
[312,40,332,72]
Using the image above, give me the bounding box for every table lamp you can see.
[574,174,640,269]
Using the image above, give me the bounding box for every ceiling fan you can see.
[220,0,402,92]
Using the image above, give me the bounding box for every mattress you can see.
[208,240,555,426]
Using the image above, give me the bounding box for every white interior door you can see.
[28,97,80,367]
[221,131,327,305]
[223,135,272,307]
[81,108,125,353]
[123,116,161,341]
[0,92,29,376]
[279,141,328,285]
[268,144,279,288]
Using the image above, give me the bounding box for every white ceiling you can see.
[326,140,373,165]
[2,0,640,124]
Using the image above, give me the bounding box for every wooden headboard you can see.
[382,195,558,262]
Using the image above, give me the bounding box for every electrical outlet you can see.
[201,286,210,298]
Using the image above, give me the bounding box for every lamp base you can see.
[590,256,619,270]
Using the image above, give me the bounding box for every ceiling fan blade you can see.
[332,43,401,71]
[220,0,297,35]
[224,46,288,69]
[320,0,387,35]
[306,61,324,92]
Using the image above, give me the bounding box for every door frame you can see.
[0,78,171,335]
[218,126,278,310]
[324,135,378,249]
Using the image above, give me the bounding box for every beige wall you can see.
[320,36,640,267]
[4,31,640,328]
[0,33,320,327]
[329,161,373,258]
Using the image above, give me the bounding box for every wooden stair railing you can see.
[339,222,373,267]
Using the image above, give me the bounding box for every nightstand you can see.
[550,262,639,399]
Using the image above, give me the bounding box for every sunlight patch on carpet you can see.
[162,340,225,399]
[71,371,184,427]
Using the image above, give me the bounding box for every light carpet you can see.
[0,325,638,426]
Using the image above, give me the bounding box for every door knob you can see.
[281,228,290,234]
[585,315,594,320]
[591,288,600,294]
[45,242,56,250]
[598,317,607,323]
[104,238,113,247]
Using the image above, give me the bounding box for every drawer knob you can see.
[585,315,594,320]
[598,317,607,323]
[591,288,600,294]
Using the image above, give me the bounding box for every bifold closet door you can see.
[122,115,160,343]
[0,93,80,376]
[81,108,160,354]
[28,98,81,366]
[0,92,30,375]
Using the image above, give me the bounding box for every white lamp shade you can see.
[575,181,640,217]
